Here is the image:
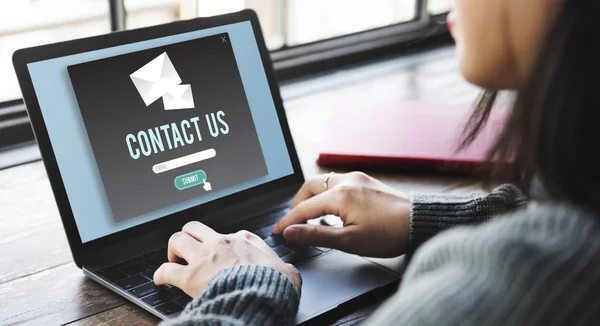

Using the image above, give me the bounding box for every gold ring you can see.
[324,172,335,191]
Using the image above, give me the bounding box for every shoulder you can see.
[402,203,600,325]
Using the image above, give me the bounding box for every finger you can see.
[282,224,352,249]
[153,262,187,287]
[290,173,342,209]
[168,231,203,263]
[235,229,261,242]
[289,178,320,209]
[182,221,220,243]
[273,191,339,234]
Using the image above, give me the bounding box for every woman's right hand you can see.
[272,172,411,258]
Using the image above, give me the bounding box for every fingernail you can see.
[284,226,299,241]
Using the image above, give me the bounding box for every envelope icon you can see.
[163,84,195,110]
[130,52,195,110]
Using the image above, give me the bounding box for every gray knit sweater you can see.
[163,184,600,325]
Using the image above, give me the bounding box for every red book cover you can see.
[316,100,508,175]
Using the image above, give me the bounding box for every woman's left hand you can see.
[153,221,302,298]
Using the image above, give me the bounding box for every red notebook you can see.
[316,100,508,175]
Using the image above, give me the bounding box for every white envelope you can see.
[162,84,195,110]
[130,52,194,110]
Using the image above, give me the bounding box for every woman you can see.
[154,0,600,324]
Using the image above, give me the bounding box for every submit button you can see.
[174,170,207,190]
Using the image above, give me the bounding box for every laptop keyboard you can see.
[97,249,190,316]
[96,207,332,316]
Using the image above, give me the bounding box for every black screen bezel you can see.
[12,9,304,267]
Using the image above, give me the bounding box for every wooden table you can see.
[0,46,484,325]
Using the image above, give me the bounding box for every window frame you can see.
[0,99,32,149]
[0,0,450,151]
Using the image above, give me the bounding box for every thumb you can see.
[282,224,349,249]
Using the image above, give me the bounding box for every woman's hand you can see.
[154,221,302,298]
[272,172,411,258]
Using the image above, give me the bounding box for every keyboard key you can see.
[283,244,302,252]
[264,209,289,223]
[253,226,274,239]
[174,295,193,308]
[128,282,164,298]
[272,246,292,257]
[115,274,150,290]
[149,249,166,260]
[142,270,156,280]
[150,253,166,264]
[149,259,165,270]
[120,262,146,275]
[138,260,157,271]
[316,247,333,253]
[282,248,322,264]
[99,269,127,282]
[142,287,185,307]
[155,301,183,315]
[264,235,285,247]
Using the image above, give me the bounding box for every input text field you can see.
[152,148,216,174]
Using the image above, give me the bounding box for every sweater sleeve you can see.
[409,183,526,253]
[161,265,300,326]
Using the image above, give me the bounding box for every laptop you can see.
[12,9,402,324]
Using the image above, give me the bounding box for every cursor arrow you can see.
[202,178,212,191]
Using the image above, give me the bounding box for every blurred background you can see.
[0,0,451,103]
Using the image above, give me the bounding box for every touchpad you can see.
[296,250,400,318]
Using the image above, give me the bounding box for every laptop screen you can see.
[26,21,294,243]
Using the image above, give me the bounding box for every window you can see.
[0,0,110,103]
[124,0,286,50]
[285,0,417,46]
[0,0,452,152]
[428,0,452,15]
[123,0,438,50]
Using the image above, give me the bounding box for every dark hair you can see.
[460,0,600,211]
